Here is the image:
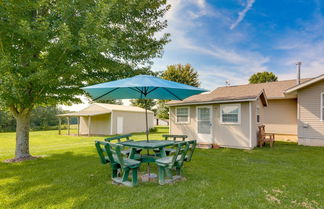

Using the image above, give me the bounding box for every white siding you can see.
[170,102,256,149]
[297,80,324,146]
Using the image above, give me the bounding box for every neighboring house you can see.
[167,74,324,148]
[285,74,324,146]
[58,103,154,136]
[167,87,268,149]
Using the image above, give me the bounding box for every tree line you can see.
[0,107,72,132]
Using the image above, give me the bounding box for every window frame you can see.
[175,107,190,124]
[321,93,324,122]
[220,103,241,125]
[256,105,261,124]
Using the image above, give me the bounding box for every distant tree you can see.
[0,106,67,132]
[0,110,16,132]
[156,100,169,119]
[30,106,65,130]
[249,72,278,84]
[157,64,200,119]
[0,0,170,160]
[130,99,156,111]
[160,64,200,87]
[99,100,123,105]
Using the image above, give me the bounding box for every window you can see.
[321,93,324,121]
[176,107,189,123]
[221,104,240,124]
[256,106,261,123]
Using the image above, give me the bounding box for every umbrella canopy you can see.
[82,75,208,141]
[82,75,207,101]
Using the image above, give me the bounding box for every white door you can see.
[197,106,213,143]
[117,117,123,134]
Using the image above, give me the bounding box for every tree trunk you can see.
[15,111,32,159]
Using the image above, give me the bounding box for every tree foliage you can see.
[0,0,170,159]
[157,64,200,120]
[160,64,200,87]
[249,72,278,84]
[0,106,68,132]
[99,100,123,105]
[130,99,156,111]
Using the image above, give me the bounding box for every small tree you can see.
[99,100,123,105]
[160,64,200,87]
[249,72,278,84]
[156,64,200,119]
[130,99,156,111]
[0,0,170,160]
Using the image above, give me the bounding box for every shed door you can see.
[197,106,213,143]
[117,117,123,134]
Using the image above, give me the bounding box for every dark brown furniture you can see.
[258,125,275,148]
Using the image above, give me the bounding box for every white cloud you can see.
[230,0,255,30]
[273,14,324,80]
[153,0,269,90]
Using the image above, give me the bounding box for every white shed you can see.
[58,103,154,136]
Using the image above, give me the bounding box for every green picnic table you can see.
[119,140,176,162]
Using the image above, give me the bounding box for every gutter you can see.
[166,98,258,107]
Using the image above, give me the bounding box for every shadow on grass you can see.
[0,152,112,208]
[0,142,323,209]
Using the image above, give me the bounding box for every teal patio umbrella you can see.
[82,75,207,141]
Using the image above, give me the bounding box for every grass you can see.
[0,127,323,209]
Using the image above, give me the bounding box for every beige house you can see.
[58,103,154,136]
[285,74,324,146]
[167,74,324,148]
[168,88,268,149]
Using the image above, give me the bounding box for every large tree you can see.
[0,0,170,160]
[157,64,200,120]
[249,72,278,84]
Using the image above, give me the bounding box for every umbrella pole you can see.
[145,105,149,142]
[145,99,151,179]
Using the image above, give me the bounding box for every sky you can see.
[152,0,324,90]
[62,0,324,111]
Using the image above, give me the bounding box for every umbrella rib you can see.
[146,87,159,95]
[93,87,120,101]
[129,87,143,94]
[162,88,183,101]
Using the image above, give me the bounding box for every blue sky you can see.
[152,0,324,90]
[62,0,324,110]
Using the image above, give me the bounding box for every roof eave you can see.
[166,98,259,107]
[285,74,324,94]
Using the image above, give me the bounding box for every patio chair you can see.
[258,125,275,148]
[184,140,197,162]
[105,134,142,156]
[95,140,141,187]
[95,140,111,164]
[155,141,190,185]
[154,134,188,156]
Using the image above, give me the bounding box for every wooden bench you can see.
[104,134,142,156]
[95,140,141,187]
[258,125,275,148]
[162,134,188,141]
[154,134,188,156]
[155,141,190,185]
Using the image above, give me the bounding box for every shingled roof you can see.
[167,78,311,106]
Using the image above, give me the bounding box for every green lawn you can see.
[0,127,323,209]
